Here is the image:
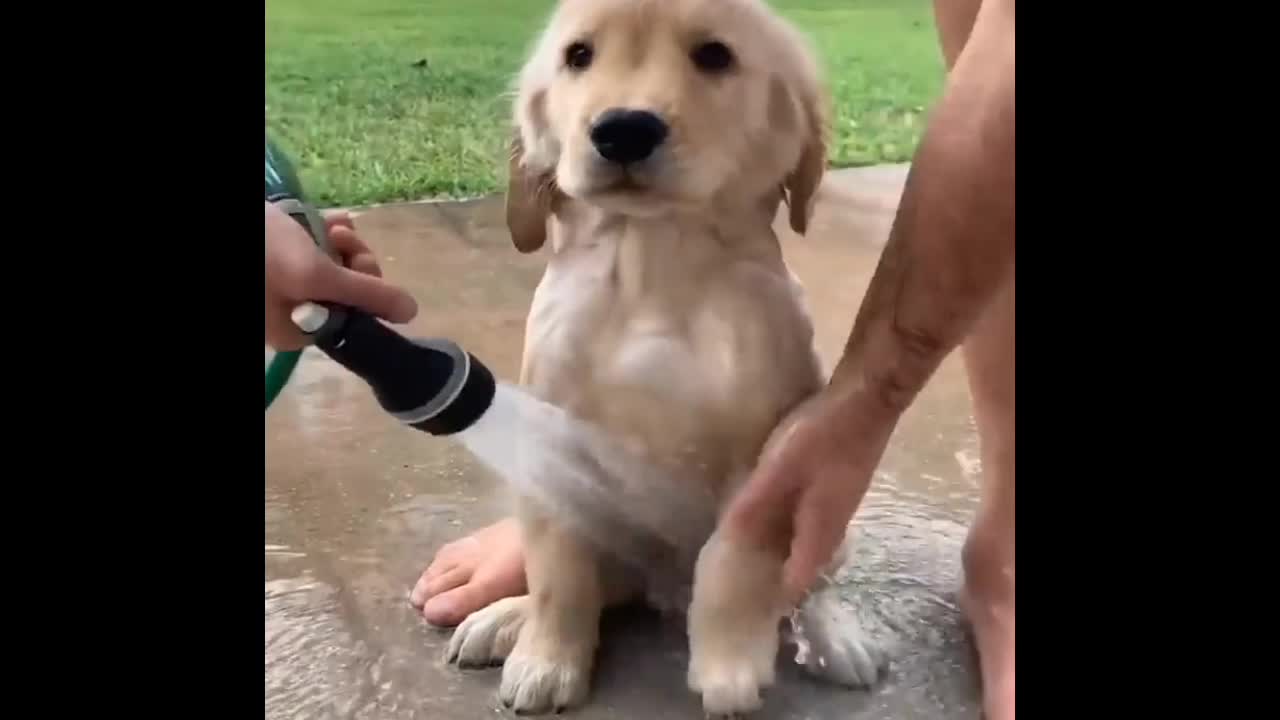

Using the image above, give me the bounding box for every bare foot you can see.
[960,537,1015,720]
[410,519,527,627]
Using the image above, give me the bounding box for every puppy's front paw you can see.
[686,528,786,716]
[500,648,591,714]
[687,620,779,716]
[445,596,529,668]
[789,593,885,688]
[499,626,594,714]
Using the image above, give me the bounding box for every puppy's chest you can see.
[528,253,796,417]
[529,268,719,403]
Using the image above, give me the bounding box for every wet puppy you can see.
[446,0,883,714]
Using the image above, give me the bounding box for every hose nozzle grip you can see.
[290,301,496,436]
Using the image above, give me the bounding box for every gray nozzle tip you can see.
[291,302,330,334]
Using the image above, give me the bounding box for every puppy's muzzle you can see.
[590,109,669,165]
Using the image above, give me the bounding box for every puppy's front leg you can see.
[501,501,603,714]
[687,528,787,716]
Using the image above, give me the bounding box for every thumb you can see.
[315,263,419,324]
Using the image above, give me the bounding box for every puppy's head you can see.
[506,0,828,252]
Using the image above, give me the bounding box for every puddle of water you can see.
[265,448,982,719]
[265,575,377,720]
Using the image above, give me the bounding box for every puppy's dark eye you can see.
[565,42,594,70]
[691,40,734,73]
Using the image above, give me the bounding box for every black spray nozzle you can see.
[291,302,496,436]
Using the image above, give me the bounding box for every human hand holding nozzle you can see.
[264,137,494,437]
[265,202,418,351]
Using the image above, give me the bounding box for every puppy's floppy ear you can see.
[783,85,829,236]
[505,132,558,254]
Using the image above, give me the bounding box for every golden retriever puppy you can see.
[445,0,884,714]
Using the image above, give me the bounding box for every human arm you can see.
[723,0,1015,603]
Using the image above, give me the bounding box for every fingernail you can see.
[396,295,419,322]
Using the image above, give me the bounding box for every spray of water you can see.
[454,383,718,580]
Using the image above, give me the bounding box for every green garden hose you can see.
[265,136,329,410]
[265,347,301,409]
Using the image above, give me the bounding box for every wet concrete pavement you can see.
[266,165,984,719]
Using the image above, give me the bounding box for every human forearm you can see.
[830,10,1014,415]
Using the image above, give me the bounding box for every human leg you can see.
[960,274,1016,720]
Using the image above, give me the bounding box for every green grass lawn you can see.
[266,0,943,207]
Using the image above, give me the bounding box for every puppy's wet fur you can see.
[446,0,885,714]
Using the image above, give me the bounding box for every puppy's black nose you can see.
[590,109,668,165]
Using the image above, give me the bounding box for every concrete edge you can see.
[333,163,910,216]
